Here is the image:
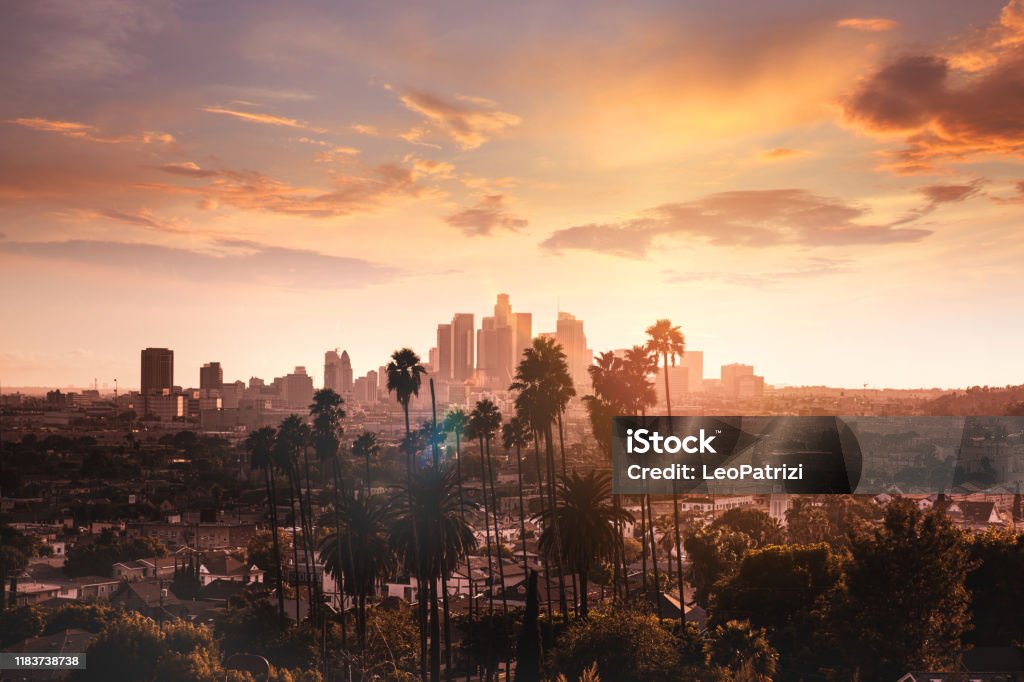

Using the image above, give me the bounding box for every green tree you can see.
[352,431,380,496]
[835,498,973,679]
[549,609,682,682]
[683,526,752,609]
[711,509,783,548]
[706,620,778,682]
[965,527,1024,646]
[247,426,287,623]
[712,544,841,679]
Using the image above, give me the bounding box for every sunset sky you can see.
[2,0,1024,390]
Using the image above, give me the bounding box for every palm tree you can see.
[391,465,478,682]
[274,415,315,624]
[537,471,633,618]
[443,409,476,624]
[502,416,532,573]
[622,345,659,606]
[510,337,574,615]
[352,431,380,497]
[645,319,686,620]
[470,399,507,618]
[386,347,428,674]
[386,348,427,467]
[319,494,397,654]
[246,426,286,623]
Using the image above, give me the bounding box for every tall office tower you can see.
[199,362,223,390]
[451,313,475,381]
[141,348,174,395]
[339,351,354,392]
[680,350,705,392]
[655,365,690,406]
[494,293,512,327]
[512,311,532,366]
[477,316,514,387]
[436,323,453,380]
[721,363,755,396]
[324,350,342,393]
[279,366,314,408]
[555,312,593,392]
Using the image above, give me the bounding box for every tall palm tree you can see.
[443,408,476,627]
[246,426,286,623]
[510,337,574,615]
[391,465,478,682]
[319,494,397,654]
[470,399,507,617]
[622,345,659,606]
[274,414,315,624]
[386,347,428,674]
[352,431,380,497]
[310,389,349,640]
[537,471,633,619]
[502,416,532,573]
[645,319,686,621]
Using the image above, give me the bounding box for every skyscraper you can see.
[680,350,704,392]
[436,323,453,380]
[451,313,475,381]
[513,311,532,367]
[339,351,353,393]
[200,362,223,390]
[555,312,592,391]
[324,350,342,393]
[141,348,173,395]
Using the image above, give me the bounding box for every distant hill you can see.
[922,385,1024,416]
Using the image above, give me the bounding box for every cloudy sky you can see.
[2,0,1023,390]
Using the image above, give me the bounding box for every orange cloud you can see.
[836,18,900,32]
[542,189,933,258]
[9,117,175,145]
[445,194,527,235]
[202,106,326,133]
[759,147,811,161]
[843,2,1024,172]
[397,91,521,150]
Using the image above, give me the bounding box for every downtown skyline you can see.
[3,0,1024,389]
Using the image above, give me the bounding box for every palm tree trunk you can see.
[646,494,662,618]
[545,424,569,617]
[485,435,508,617]
[332,461,349,657]
[557,411,581,611]
[531,432,554,622]
[286,468,302,624]
[662,353,685,624]
[265,466,286,624]
[430,573,441,682]
[515,443,528,573]
[640,495,648,595]
[399,400,427,682]
[300,445,319,623]
[441,571,453,682]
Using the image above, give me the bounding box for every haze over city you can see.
[3,0,1024,389]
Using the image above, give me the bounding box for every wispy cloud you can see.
[202,106,326,133]
[397,90,521,150]
[836,17,900,32]
[542,189,933,258]
[759,147,811,162]
[667,257,853,287]
[9,117,175,145]
[0,238,400,289]
[445,194,527,236]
